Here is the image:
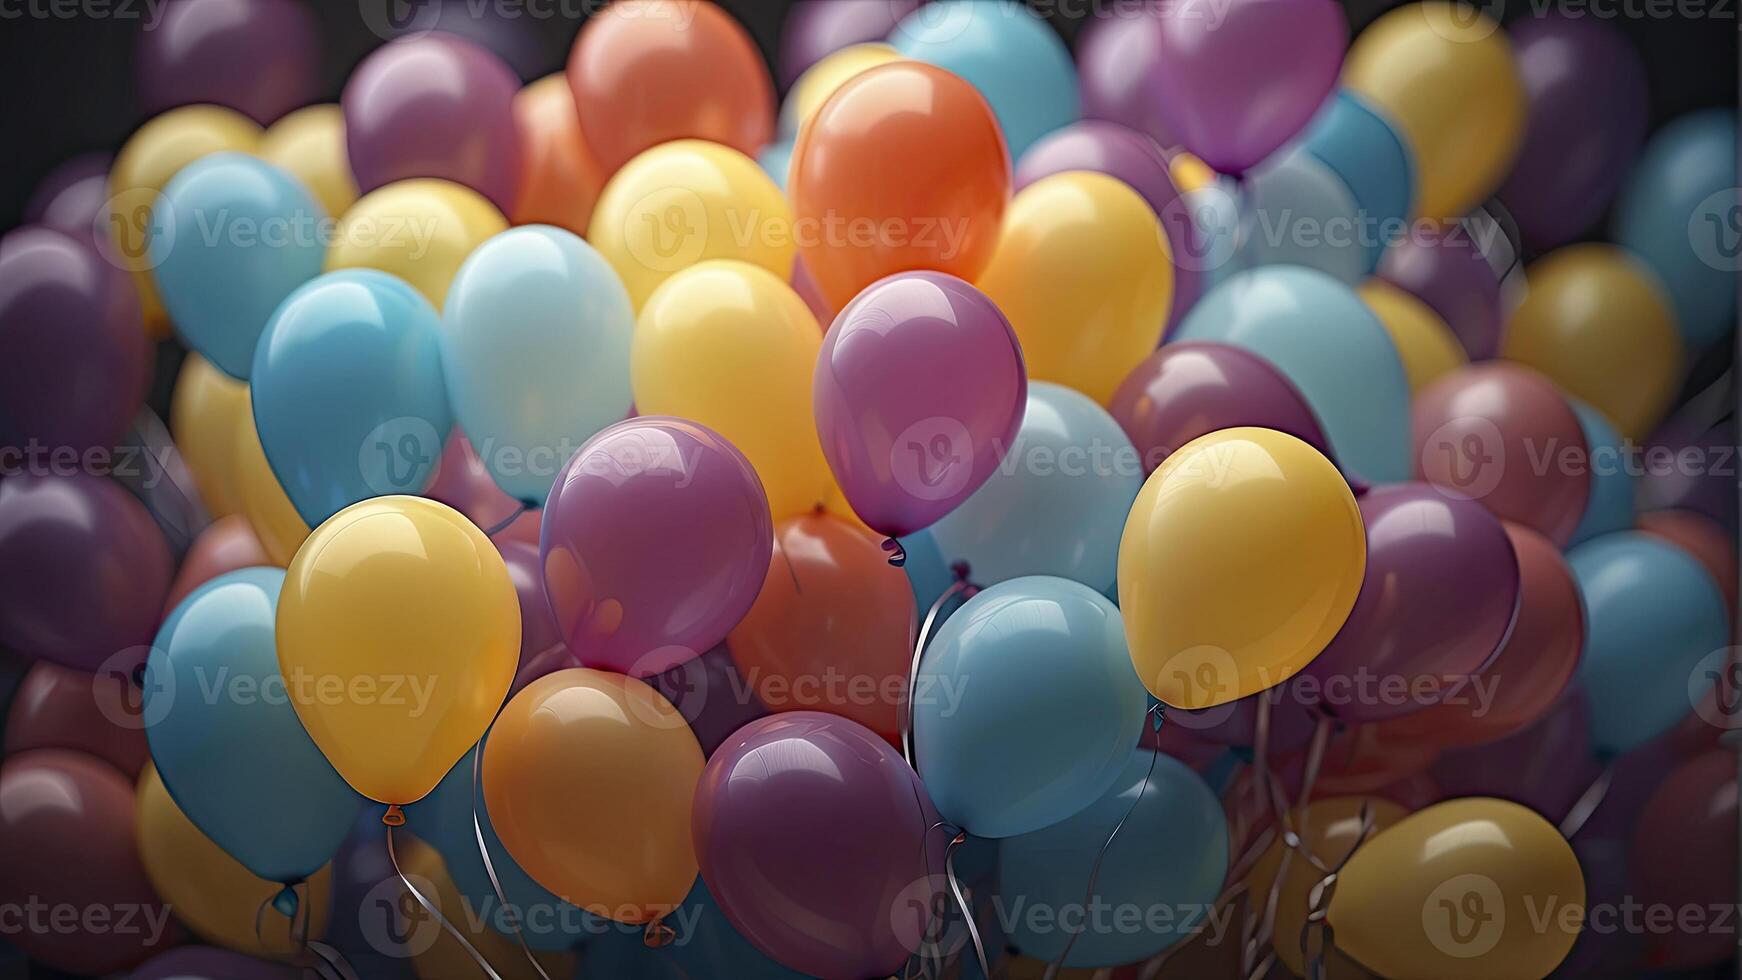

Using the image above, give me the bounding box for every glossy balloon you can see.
[1639,509,1738,627]
[258,104,359,219]
[326,179,508,310]
[778,0,919,87]
[1302,90,1415,272]
[647,645,771,760]
[1356,278,1466,395]
[1568,400,1638,545]
[1377,223,1505,361]
[232,401,309,566]
[171,352,252,518]
[164,514,272,611]
[25,152,112,240]
[1239,148,1367,285]
[135,0,318,125]
[511,74,606,237]
[3,661,146,777]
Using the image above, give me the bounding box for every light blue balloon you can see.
[584,879,810,979]
[1186,181,1243,294]
[758,140,792,193]
[1172,266,1411,483]
[1568,400,1637,546]
[440,226,635,504]
[1570,531,1728,755]
[998,749,1228,967]
[251,268,451,527]
[890,0,1079,159]
[1239,148,1368,286]
[930,382,1143,592]
[899,527,957,616]
[150,152,327,380]
[144,568,360,885]
[915,576,1148,838]
[1301,91,1415,273]
[1613,109,1738,351]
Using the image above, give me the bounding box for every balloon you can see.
[1632,750,1737,968]
[109,105,264,338]
[342,34,521,213]
[1637,409,1739,530]
[890,0,1078,159]
[484,668,704,923]
[277,496,519,804]
[726,513,915,741]
[510,74,606,237]
[0,226,147,458]
[252,269,451,525]
[374,0,555,79]
[326,178,509,309]
[693,712,950,979]
[916,576,1148,837]
[151,153,326,379]
[930,383,1144,591]
[135,0,318,125]
[778,0,920,87]
[25,151,111,239]
[258,104,359,219]
[171,352,252,517]
[0,750,177,974]
[1377,222,1505,361]
[495,540,570,694]
[1570,531,1729,755]
[1329,798,1583,980]
[1237,147,1367,285]
[1503,244,1684,441]
[648,645,771,759]
[584,878,811,980]
[1173,266,1412,484]
[566,0,774,175]
[790,61,1010,309]
[232,400,309,566]
[1614,109,1737,350]
[978,171,1173,404]
[1302,90,1415,272]
[1344,4,1525,219]
[0,473,172,672]
[1356,278,1465,395]
[1119,428,1365,709]
[136,764,333,959]
[999,749,1228,967]
[1638,509,1738,628]
[1412,361,1591,545]
[391,835,579,980]
[1567,400,1638,545]
[540,417,772,676]
[1429,691,1598,824]
[113,407,211,559]
[128,946,304,980]
[1498,13,1648,250]
[4,660,147,777]
[165,514,272,610]
[781,43,905,136]
[758,139,793,193]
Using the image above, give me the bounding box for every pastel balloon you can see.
[1302,90,1416,271]
[1119,428,1365,709]
[326,178,508,310]
[511,74,607,237]
[648,645,771,760]
[758,139,793,193]
[232,401,309,566]
[540,418,772,676]
[4,661,147,777]
[1503,244,1683,440]
[1568,400,1638,545]
[791,61,1010,309]
[978,171,1172,404]
[1632,750,1737,968]
[781,42,905,136]
[343,34,521,212]
[164,514,271,611]
[1357,278,1466,395]
[778,0,920,87]
[495,540,570,695]
[441,226,635,504]
[1173,266,1412,484]
[258,104,358,219]
[375,0,552,78]
[566,0,774,175]
[421,430,531,544]
[170,352,252,518]
[276,496,520,804]
[1237,147,1366,285]
[135,0,318,125]
[1344,3,1525,219]
[1075,6,1179,150]
[1377,223,1505,361]
[813,271,1027,538]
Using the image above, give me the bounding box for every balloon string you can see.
[470,742,557,980]
[1559,762,1616,838]
[882,536,907,567]
[1298,800,1378,980]
[482,502,529,538]
[1249,714,1333,976]
[384,821,509,980]
[902,577,978,771]
[944,831,992,980]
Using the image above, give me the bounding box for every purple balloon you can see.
[343,34,523,213]
[778,0,922,88]
[24,153,112,241]
[1379,223,1507,360]
[1638,412,1738,531]
[1077,6,1180,150]
[1302,483,1520,724]
[693,712,949,979]
[127,945,303,980]
[320,811,419,978]
[499,540,571,694]
[1499,13,1648,251]
[814,272,1027,539]
[0,474,173,673]
[114,407,212,560]
[1431,691,1598,825]
[136,0,319,125]
[541,417,773,678]
[386,2,557,80]
[650,643,770,758]
[1016,121,1203,331]
[1165,687,1320,754]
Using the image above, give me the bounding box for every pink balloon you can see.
[163,514,271,613]
[4,661,148,777]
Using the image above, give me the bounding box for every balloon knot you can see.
[949,560,972,582]
[382,804,406,827]
[271,885,299,918]
[643,918,676,948]
[881,537,907,567]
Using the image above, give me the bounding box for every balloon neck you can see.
[382,804,406,827]
[272,885,299,918]
[881,537,907,567]
[643,917,675,948]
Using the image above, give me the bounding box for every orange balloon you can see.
[566,0,774,176]
[1639,509,1738,629]
[162,514,271,613]
[791,61,1011,310]
[727,513,918,741]
[511,74,606,237]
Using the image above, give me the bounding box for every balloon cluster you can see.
[0,1,1736,978]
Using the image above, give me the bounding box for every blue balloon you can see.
[757,140,792,193]
[1183,181,1243,295]
[150,152,327,380]
[915,576,1148,838]
[1302,91,1415,273]
[1568,400,1638,546]
[1172,266,1411,483]
[1239,148,1367,286]
[1613,109,1738,351]
[585,879,810,979]
[1569,531,1728,755]
[998,748,1228,967]
[251,268,452,527]
[144,567,360,885]
[440,226,635,504]
[899,527,957,614]
[931,382,1143,592]
[890,0,1079,159]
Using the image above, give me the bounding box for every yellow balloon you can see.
[1503,243,1684,441]
[327,179,508,309]
[233,398,308,567]
[1343,3,1524,220]
[1169,151,1218,195]
[135,764,333,959]
[783,43,905,135]
[276,496,520,805]
[169,352,251,518]
[1117,427,1365,709]
[1358,278,1467,395]
[1329,797,1585,980]
[258,104,359,219]
[978,171,1174,404]
[394,837,579,980]
[109,105,264,339]
[588,139,796,310]
[632,259,831,519]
